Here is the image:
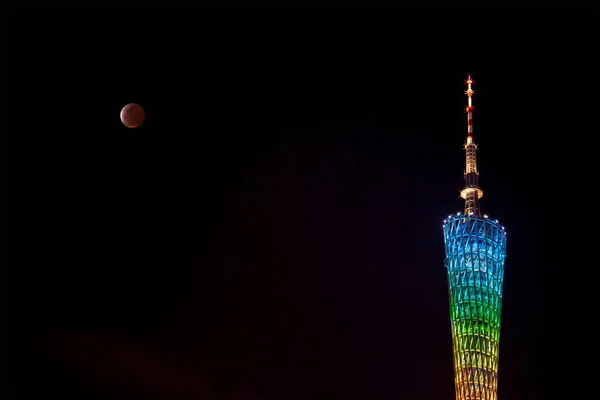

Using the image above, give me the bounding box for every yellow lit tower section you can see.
[442,76,508,400]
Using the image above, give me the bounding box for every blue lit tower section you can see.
[442,76,507,400]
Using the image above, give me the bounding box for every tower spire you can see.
[460,74,483,216]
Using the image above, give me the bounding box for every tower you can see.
[442,76,507,400]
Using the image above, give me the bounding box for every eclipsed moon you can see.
[120,103,145,128]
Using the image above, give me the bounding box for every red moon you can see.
[120,103,145,128]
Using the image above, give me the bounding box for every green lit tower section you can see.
[442,76,507,400]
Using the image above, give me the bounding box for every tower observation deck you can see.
[442,76,508,400]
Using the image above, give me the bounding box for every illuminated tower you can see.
[442,76,507,400]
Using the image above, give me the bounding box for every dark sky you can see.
[10,8,599,400]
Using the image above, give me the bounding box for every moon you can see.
[120,103,145,128]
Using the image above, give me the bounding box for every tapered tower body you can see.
[442,76,507,400]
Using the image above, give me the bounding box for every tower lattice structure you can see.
[442,76,508,400]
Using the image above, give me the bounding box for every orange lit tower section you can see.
[461,75,483,217]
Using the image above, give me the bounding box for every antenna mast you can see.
[460,75,483,216]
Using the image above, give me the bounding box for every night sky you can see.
[10,8,599,400]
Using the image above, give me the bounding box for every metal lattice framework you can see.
[443,214,507,400]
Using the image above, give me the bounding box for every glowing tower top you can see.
[443,76,507,400]
[460,75,483,217]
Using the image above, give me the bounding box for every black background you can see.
[10,8,599,400]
